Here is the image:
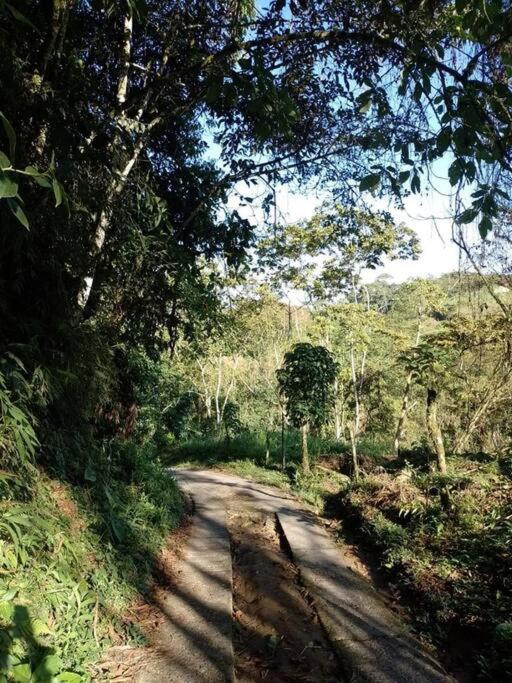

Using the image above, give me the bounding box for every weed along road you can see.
[136,469,454,683]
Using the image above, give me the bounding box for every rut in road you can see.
[229,509,343,683]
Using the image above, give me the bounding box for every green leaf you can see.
[0,173,18,198]
[11,663,32,683]
[465,160,476,182]
[34,654,62,680]
[478,215,492,238]
[56,674,82,683]
[0,151,10,169]
[24,166,52,188]
[411,172,421,194]
[0,601,14,621]
[359,173,380,192]
[52,178,62,207]
[34,175,52,189]
[31,617,50,636]
[457,208,477,224]
[357,90,372,114]
[0,112,16,160]
[7,199,29,229]
[448,159,463,186]
[5,3,37,30]
[0,588,17,601]
[436,127,451,154]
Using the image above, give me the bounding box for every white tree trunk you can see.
[350,344,361,434]
[394,310,423,457]
[334,377,341,440]
[215,356,223,426]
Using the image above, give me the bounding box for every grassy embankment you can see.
[0,442,183,682]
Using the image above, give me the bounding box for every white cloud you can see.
[229,181,463,284]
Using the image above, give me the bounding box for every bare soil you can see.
[228,510,344,683]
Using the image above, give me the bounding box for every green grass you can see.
[0,442,183,682]
[166,430,391,472]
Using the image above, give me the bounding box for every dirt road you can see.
[133,469,453,683]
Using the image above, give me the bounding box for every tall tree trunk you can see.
[394,371,414,457]
[265,431,271,465]
[116,10,134,109]
[197,359,212,419]
[214,356,222,428]
[349,423,359,481]
[220,357,238,421]
[334,377,341,440]
[426,388,446,473]
[41,0,70,79]
[394,312,422,457]
[79,124,159,310]
[350,344,360,433]
[301,423,310,473]
[426,388,450,509]
[77,6,163,311]
[334,404,341,440]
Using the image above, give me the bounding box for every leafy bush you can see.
[165,392,198,440]
[222,401,243,441]
[0,362,39,479]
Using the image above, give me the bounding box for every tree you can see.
[258,205,420,303]
[313,302,393,478]
[440,312,512,454]
[402,341,456,509]
[277,343,337,472]
[391,280,446,457]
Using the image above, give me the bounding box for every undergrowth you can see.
[335,457,512,680]
[167,431,388,470]
[0,441,183,682]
